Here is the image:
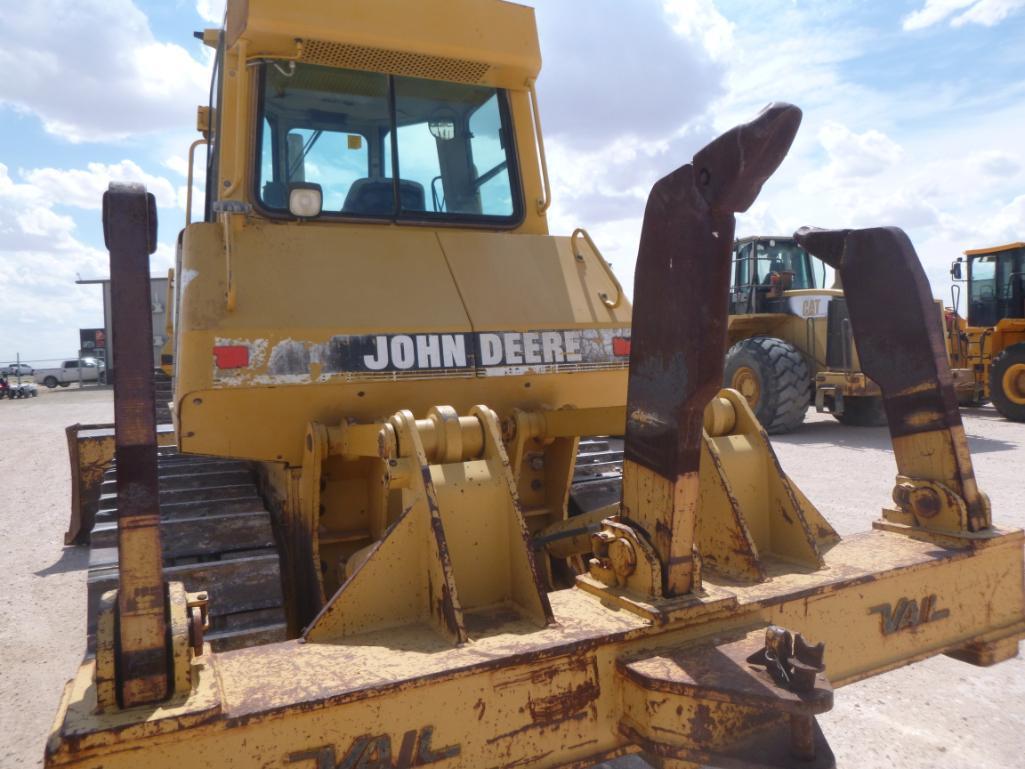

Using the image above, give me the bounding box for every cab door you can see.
[730,241,755,314]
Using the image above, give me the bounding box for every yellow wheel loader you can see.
[725,236,885,432]
[947,242,1025,421]
[49,2,1023,768]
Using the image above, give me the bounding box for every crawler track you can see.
[570,437,624,514]
[81,432,620,654]
[85,446,287,651]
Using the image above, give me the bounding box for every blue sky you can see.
[1,0,1023,361]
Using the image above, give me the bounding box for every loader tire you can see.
[990,343,1025,422]
[833,395,888,427]
[724,337,810,434]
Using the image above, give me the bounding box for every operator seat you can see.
[343,178,426,215]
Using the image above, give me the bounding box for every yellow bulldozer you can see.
[48,2,1023,768]
[946,241,1025,421]
[725,235,885,432]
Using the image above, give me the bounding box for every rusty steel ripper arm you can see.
[794,226,991,534]
[623,103,803,596]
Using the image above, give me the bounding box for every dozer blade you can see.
[623,103,802,595]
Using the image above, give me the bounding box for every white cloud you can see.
[903,0,976,30]
[665,0,736,60]
[953,0,1025,25]
[22,161,178,210]
[164,155,191,178]
[903,0,1025,30]
[0,0,210,142]
[981,193,1025,241]
[816,122,903,179]
[972,150,1023,177]
[690,0,1025,305]
[533,0,727,146]
[196,0,225,25]
[531,0,730,295]
[0,160,181,360]
[0,163,109,360]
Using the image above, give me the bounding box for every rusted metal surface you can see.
[794,226,990,531]
[102,182,170,706]
[620,626,833,767]
[46,524,1025,768]
[623,103,802,595]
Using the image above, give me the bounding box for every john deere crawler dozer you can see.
[50,2,1023,767]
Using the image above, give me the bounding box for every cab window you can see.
[256,63,521,225]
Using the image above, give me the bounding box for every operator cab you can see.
[730,236,824,314]
[954,243,1025,328]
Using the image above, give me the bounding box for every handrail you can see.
[213,200,251,312]
[185,138,209,226]
[527,80,551,215]
[221,38,248,199]
[572,227,623,310]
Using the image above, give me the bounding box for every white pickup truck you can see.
[35,358,104,388]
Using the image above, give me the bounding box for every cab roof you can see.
[964,242,1025,257]
[226,0,540,90]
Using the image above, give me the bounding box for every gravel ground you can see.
[1,390,1022,768]
[0,388,111,769]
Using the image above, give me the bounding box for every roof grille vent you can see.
[302,39,490,84]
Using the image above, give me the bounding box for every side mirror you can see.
[288,182,323,218]
[950,258,963,280]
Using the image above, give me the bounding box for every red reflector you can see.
[612,337,631,357]
[213,345,249,369]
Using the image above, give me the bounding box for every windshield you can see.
[969,248,1024,326]
[256,62,520,224]
[734,239,820,289]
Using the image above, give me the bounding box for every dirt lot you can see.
[1,389,1022,768]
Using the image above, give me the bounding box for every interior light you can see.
[289,182,323,218]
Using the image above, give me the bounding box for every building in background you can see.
[76,277,170,372]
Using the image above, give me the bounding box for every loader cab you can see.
[729,236,823,315]
[962,243,1025,328]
